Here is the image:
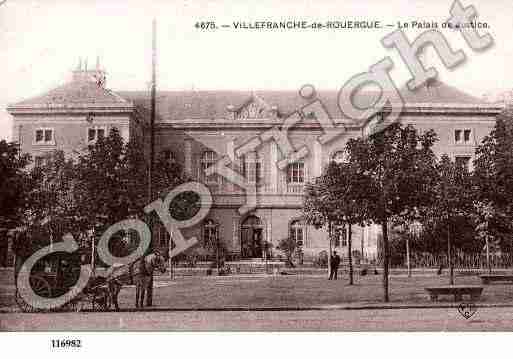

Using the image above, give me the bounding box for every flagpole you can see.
[146,18,157,307]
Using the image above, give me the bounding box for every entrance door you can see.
[240,216,263,258]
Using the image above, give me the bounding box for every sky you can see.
[1,0,512,141]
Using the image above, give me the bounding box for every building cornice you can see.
[156,103,503,131]
[7,103,135,115]
[157,118,362,131]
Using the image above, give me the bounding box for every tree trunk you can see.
[216,234,220,273]
[406,234,411,278]
[361,231,364,263]
[485,223,491,274]
[146,219,154,306]
[382,221,389,302]
[447,220,454,285]
[91,232,96,277]
[348,224,354,285]
[328,221,332,279]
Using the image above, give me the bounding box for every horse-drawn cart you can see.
[14,251,110,312]
[15,246,166,312]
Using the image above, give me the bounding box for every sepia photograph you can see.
[1,0,513,352]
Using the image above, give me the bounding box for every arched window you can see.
[331,150,348,164]
[287,161,305,184]
[200,150,218,184]
[290,220,305,247]
[242,153,262,184]
[203,219,219,247]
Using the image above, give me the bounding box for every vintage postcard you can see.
[1,0,513,351]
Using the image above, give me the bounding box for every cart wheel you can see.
[15,275,52,313]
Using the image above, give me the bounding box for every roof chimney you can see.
[72,56,107,87]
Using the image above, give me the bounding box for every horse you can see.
[106,251,167,310]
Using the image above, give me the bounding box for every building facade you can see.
[6,64,505,264]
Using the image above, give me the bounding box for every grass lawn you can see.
[117,273,513,309]
[2,269,513,311]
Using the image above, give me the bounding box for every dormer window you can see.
[34,128,54,145]
[87,126,106,143]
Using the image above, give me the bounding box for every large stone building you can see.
[4,62,505,265]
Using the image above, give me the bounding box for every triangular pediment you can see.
[232,94,275,120]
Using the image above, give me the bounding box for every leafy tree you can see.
[0,140,30,230]
[75,128,192,258]
[345,123,438,301]
[412,215,479,255]
[474,114,513,251]
[314,161,366,284]
[11,150,79,280]
[26,151,78,230]
[0,140,30,269]
[304,173,338,276]
[75,128,128,234]
[422,154,475,284]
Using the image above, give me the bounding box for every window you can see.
[242,153,262,184]
[35,130,43,142]
[34,128,54,144]
[203,219,219,247]
[201,150,218,184]
[287,161,305,184]
[455,129,472,144]
[290,220,304,247]
[464,129,472,143]
[156,223,170,249]
[454,130,462,143]
[334,225,347,247]
[331,150,347,164]
[44,129,52,142]
[87,127,106,143]
[455,156,471,172]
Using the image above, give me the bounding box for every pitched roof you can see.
[119,80,490,122]
[8,80,132,110]
[399,79,488,105]
[8,76,491,118]
[120,90,353,121]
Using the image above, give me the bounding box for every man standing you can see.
[329,251,341,280]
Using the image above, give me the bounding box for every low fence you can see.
[390,252,513,269]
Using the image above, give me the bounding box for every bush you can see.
[313,250,329,268]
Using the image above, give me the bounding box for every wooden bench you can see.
[480,274,513,284]
[425,285,483,302]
